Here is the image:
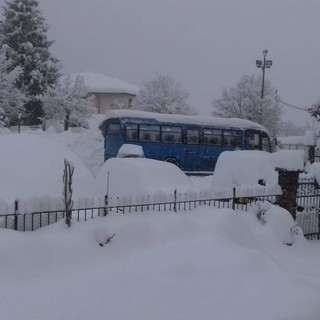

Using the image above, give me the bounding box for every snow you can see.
[96,158,195,203]
[116,143,144,158]
[212,150,307,196]
[103,109,269,131]
[62,72,140,96]
[212,150,278,187]
[307,162,320,186]
[1,208,320,320]
[278,130,317,147]
[0,133,102,202]
[270,149,305,171]
[1,122,320,319]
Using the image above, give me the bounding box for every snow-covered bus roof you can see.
[101,109,269,133]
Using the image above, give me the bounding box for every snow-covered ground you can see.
[1,208,320,320]
[1,121,320,319]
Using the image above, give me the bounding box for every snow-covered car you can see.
[116,144,144,158]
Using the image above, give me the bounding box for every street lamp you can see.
[256,49,272,99]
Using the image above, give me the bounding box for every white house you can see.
[65,72,140,114]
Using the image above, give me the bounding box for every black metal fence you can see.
[0,207,106,231]
[0,193,279,232]
[296,181,320,240]
[1,185,320,240]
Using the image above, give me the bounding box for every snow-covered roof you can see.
[278,131,317,147]
[103,109,269,132]
[62,72,140,95]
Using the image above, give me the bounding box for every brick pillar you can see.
[276,168,301,220]
[308,146,315,164]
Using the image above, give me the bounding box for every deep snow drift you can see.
[1,122,320,320]
[0,207,319,320]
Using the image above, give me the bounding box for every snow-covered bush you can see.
[251,202,298,245]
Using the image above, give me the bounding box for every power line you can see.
[275,95,308,112]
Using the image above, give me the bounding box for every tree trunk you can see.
[64,112,70,131]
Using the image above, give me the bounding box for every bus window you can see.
[106,123,120,135]
[246,131,260,150]
[223,130,241,147]
[126,124,138,141]
[203,129,222,146]
[139,124,160,142]
[261,134,271,152]
[187,129,199,144]
[162,126,182,143]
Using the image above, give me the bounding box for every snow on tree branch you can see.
[212,74,282,135]
[133,74,196,115]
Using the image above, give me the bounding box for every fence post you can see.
[104,195,108,216]
[232,187,236,210]
[14,200,18,230]
[174,189,177,212]
[104,171,110,216]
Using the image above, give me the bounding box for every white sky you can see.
[3,0,320,125]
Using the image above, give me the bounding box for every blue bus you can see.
[99,110,271,174]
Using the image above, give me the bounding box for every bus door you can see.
[184,128,200,171]
[104,120,121,160]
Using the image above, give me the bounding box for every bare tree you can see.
[133,74,196,115]
[212,74,282,135]
[62,159,74,227]
[42,75,95,131]
[277,120,306,137]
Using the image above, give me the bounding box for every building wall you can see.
[90,93,135,114]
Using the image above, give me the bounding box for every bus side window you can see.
[203,129,222,146]
[223,130,241,147]
[187,129,199,144]
[139,124,160,142]
[162,126,182,144]
[126,124,138,141]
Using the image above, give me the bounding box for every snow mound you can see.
[212,150,278,187]
[251,202,297,245]
[270,150,305,171]
[0,133,103,203]
[96,158,195,201]
[117,144,144,158]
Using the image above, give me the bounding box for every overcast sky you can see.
[3,0,320,125]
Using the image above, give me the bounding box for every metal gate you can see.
[296,178,320,239]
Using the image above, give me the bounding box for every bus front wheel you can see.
[165,158,180,168]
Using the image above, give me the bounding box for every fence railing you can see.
[0,207,106,231]
[1,186,320,240]
[0,192,279,232]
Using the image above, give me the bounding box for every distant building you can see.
[64,72,140,114]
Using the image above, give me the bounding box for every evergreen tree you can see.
[0,48,25,126]
[0,107,6,127]
[0,0,60,125]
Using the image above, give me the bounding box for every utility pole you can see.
[256,49,272,99]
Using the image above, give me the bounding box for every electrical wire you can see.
[275,98,308,112]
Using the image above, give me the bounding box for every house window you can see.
[128,98,133,108]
